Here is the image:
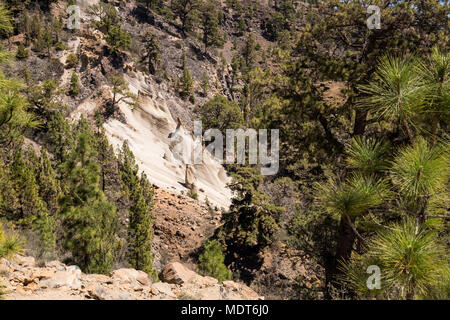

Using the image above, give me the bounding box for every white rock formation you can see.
[102,72,232,209]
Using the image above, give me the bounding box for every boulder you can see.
[82,273,113,284]
[0,258,11,274]
[151,282,176,298]
[111,268,151,286]
[222,281,260,299]
[45,260,66,271]
[30,269,55,281]
[161,262,218,288]
[161,262,200,285]
[40,267,82,290]
[87,285,132,300]
[15,256,35,268]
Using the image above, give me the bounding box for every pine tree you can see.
[69,72,80,97]
[105,26,131,54]
[86,2,119,33]
[46,111,74,165]
[180,64,193,100]
[94,115,123,203]
[199,0,224,53]
[60,118,117,274]
[37,148,60,215]
[198,239,232,282]
[171,0,200,36]
[141,31,161,75]
[108,75,136,114]
[9,149,55,254]
[217,167,282,278]
[16,43,29,60]
[0,159,19,220]
[9,149,46,225]
[200,73,209,97]
[118,141,156,278]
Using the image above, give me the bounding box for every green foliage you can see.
[0,223,24,260]
[390,137,448,204]
[9,149,46,225]
[108,75,136,113]
[341,219,448,299]
[141,31,161,75]
[118,141,157,278]
[171,0,200,35]
[16,44,29,60]
[65,53,78,68]
[69,72,80,97]
[29,79,65,121]
[105,26,132,54]
[179,64,194,100]
[198,240,232,282]
[87,2,119,33]
[46,111,74,164]
[195,94,243,132]
[357,54,422,141]
[37,149,60,215]
[316,174,387,219]
[264,11,286,41]
[219,166,282,250]
[199,0,224,53]
[0,3,13,36]
[60,118,118,274]
[200,73,209,96]
[0,7,37,147]
[346,137,389,175]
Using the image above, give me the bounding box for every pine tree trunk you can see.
[352,108,367,136]
[334,215,356,274]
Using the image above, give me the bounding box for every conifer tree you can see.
[60,118,117,274]
[199,0,224,53]
[171,0,200,36]
[108,75,136,114]
[105,26,131,54]
[69,72,80,97]
[46,111,74,166]
[94,116,123,203]
[218,167,282,279]
[180,64,194,100]
[86,2,119,33]
[141,31,161,75]
[9,149,46,225]
[9,149,55,254]
[199,239,232,282]
[0,159,18,220]
[37,148,60,215]
[16,43,29,60]
[118,141,156,278]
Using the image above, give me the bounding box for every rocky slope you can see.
[1,256,260,300]
[152,188,222,271]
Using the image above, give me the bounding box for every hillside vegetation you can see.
[0,0,449,300]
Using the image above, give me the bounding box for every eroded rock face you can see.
[63,13,232,209]
[1,256,262,300]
